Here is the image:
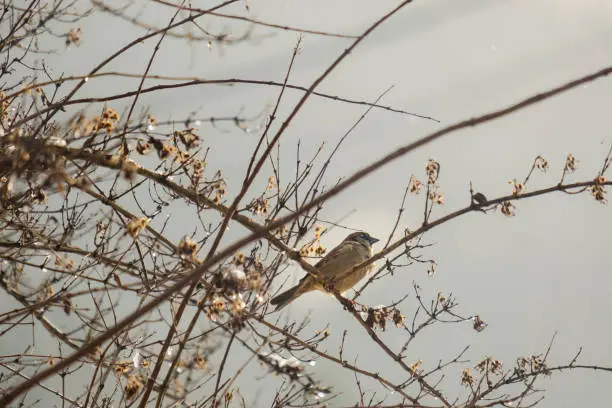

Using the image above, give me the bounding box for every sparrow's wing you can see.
[314,241,365,278]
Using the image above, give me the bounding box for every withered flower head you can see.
[500,201,515,217]
[535,155,549,171]
[267,175,275,190]
[429,188,444,205]
[158,144,175,160]
[124,374,143,400]
[214,181,227,204]
[530,355,549,374]
[472,315,487,332]
[461,368,475,387]
[565,154,578,172]
[192,352,207,370]
[127,217,149,238]
[437,292,447,306]
[175,128,200,150]
[410,359,422,375]
[178,236,198,258]
[510,179,525,196]
[232,252,245,265]
[207,296,226,322]
[65,28,82,47]
[192,159,206,174]
[392,309,405,328]
[174,150,189,164]
[409,175,423,194]
[231,293,246,313]
[365,306,388,331]
[96,222,107,239]
[248,197,269,216]
[427,261,437,276]
[62,296,73,315]
[425,159,441,184]
[299,239,326,258]
[591,184,607,203]
[136,140,152,155]
[475,357,503,375]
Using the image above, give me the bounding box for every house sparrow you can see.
[271,231,379,310]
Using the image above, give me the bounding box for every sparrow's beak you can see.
[367,236,379,244]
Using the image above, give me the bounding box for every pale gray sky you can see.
[4,1,612,406]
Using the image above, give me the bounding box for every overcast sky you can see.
[4,1,612,406]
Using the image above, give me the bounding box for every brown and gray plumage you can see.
[271,231,379,311]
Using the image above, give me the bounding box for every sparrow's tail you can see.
[270,284,302,311]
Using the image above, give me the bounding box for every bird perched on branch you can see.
[271,231,379,311]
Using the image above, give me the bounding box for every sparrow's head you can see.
[345,231,379,247]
